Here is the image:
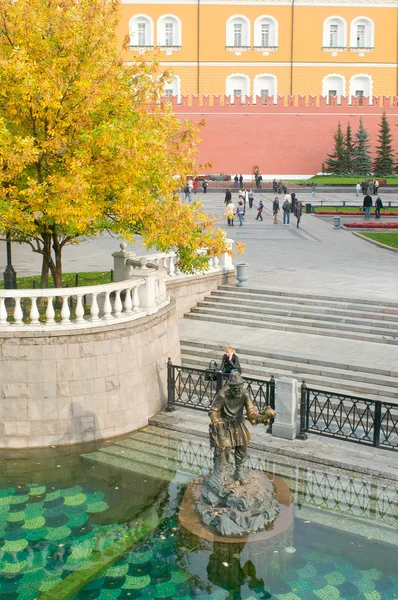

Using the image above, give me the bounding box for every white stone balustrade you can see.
[112,239,234,283]
[0,277,155,331]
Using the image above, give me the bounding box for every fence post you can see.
[216,370,224,393]
[267,375,275,433]
[297,380,308,440]
[373,401,381,448]
[166,357,175,412]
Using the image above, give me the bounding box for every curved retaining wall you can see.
[0,300,180,449]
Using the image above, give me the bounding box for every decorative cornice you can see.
[122,0,398,6]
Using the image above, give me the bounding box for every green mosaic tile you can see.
[44,525,72,541]
[63,493,87,507]
[275,593,301,600]
[313,585,340,600]
[29,486,46,496]
[23,504,44,519]
[1,539,29,552]
[325,571,346,586]
[7,510,25,522]
[39,575,63,591]
[154,581,176,598]
[61,485,83,497]
[364,593,382,600]
[85,492,104,503]
[170,569,189,584]
[106,564,129,578]
[86,501,109,513]
[0,559,27,574]
[67,512,89,528]
[44,490,61,502]
[363,568,383,581]
[23,516,46,530]
[357,579,376,593]
[0,488,15,499]
[122,575,151,590]
[96,590,121,599]
[126,549,153,564]
[25,526,49,541]
[295,564,317,579]
[9,494,30,504]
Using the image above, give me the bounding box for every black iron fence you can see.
[166,360,275,415]
[299,382,398,451]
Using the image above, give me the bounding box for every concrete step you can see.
[180,345,398,401]
[185,309,398,345]
[218,285,398,311]
[207,291,398,323]
[181,357,398,403]
[180,339,398,377]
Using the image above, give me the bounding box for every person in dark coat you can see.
[234,175,239,188]
[220,346,241,374]
[239,174,243,189]
[363,193,372,219]
[225,190,232,206]
[375,196,383,218]
[202,180,208,193]
[290,192,296,213]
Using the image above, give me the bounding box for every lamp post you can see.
[3,232,17,289]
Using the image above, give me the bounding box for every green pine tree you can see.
[343,122,354,174]
[373,112,394,176]
[352,118,372,176]
[325,121,346,174]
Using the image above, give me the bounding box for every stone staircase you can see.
[81,425,398,539]
[180,339,398,404]
[185,285,398,345]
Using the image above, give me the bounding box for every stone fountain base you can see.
[179,473,293,544]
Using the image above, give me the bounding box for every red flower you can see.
[345,222,398,228]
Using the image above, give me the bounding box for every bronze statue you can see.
[197,372,279,537]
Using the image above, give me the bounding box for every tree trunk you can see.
[40,234,52,289]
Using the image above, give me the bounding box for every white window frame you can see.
[163,75,181,103]
[322,16,347,49]
[157,14,182,47]
[322,74,346,101]
[254,16,278,48]
[349,74,373,103]
[253,74,277,103]
[129,14,154,47]
[226,73,250,104]
[350,17,374,49]
[226,15,250,47]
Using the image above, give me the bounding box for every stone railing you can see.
[0,269,170,332]
[112,241,234,283]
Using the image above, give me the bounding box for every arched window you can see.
[349,74,373,104]
[164,75,181,102]
[226,15,250,53]
[322,74,346,102]
[226,74,250,104]
[322,16,347,54]
[253,74,277,103]
[254,16,278,53]
[157,15,182,51]
[129,15,154,48]
[350,17,374,53]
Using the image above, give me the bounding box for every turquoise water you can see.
[0,432,397,600]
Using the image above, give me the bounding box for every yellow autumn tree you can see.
[0,0,228,288]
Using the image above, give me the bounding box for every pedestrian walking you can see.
[224,189,232,206]
[234,175,239,188]
[256,200,264,221]
[363,193,372,220]
[237,201,245,226]
[375,196,383,218]
[184,185,191,202]
[290,192,296,213]
[294,200,302,228]
[282,195,291,224]
[243,189,249,214]
[193,179,199,194]
[310,182,316,197]
[226,200,236,226]
[239,174,243,189]
[374,179,379,195]
[272,178,277,193]
[248,190,254,208]
[202,180,208,193]
[356,182,361,197]
[272,197,280,224]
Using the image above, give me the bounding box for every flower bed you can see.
[317,211,398,216]
[345,222,398,229]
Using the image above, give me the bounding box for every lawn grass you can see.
[314,206,398,213]
[360,232,398,249]
[307,176,398,185]
[0,270,113,289]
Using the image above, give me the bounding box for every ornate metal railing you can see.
[299,382,398,451]
[166,360,275,415]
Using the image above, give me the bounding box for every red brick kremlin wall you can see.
[171,95,398,175]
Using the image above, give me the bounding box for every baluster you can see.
[155,279,160,303]
[61,296,71,325]
[46,297,55,324]
[123,288,133,314]
[75,295,85,324]
[163,257,168,270]
[213,256,219,270]
[113,290,122,317]
[13,298,23,325]
[0,298,9,326]
[90,294,100,321]
[168,256,175,277]
[30,297,40,325]
[132,286,140,312]
[102,291,113,320]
